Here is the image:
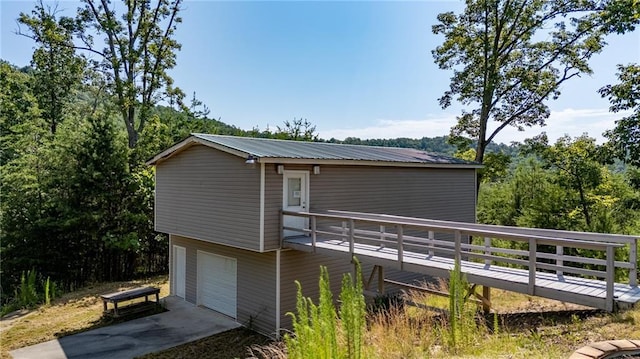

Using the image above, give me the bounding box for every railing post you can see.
[380,225,386,248]
[397,225,404,270]
[349,219,355,257]
[630,239,637,287]
[484,237,491,266]
[428,231,435,257]
[311,215,317,253]
[606,245,615,312]
[341,220,347,242]
[454,230,461,267]
[556,245,564,277]
[528,238,536,295]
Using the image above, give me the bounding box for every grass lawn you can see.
[1,277,638,359]
[0,276,170,359]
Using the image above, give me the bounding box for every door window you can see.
[287,178,302,207]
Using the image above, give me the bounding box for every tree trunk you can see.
[125,107,138,148]
[577,180,591,228]
[475,139,487,194]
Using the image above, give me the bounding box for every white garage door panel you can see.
[197,251,237,319]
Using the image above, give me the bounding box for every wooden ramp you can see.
[281,210,640,312]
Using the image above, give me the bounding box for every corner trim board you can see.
[275,249,281,338]
[260,162,265,252]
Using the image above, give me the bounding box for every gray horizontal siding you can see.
[264,164,476,250]
[309,166,475,280]
[264,164,282,250]
[279,250,373,330]
[156,145,261,251]
[310,166,476,222]
[170,235,277,336]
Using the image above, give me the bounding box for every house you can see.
[147,134,480,336]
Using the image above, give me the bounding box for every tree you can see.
[598,63,640,166]
[455,148,511,183]
[524,133,605,229]
[18,1,85,135]
[276,118,319,141]
[18,0,185,148]
[77,0,185,148]
[0,62,42,165]
[432,0,639,184]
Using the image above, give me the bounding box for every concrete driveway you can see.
[10,296,240,359]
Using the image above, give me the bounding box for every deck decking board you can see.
[284,236,640,310]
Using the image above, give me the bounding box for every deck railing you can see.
[281,209,638,312]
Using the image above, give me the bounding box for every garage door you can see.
[197,251,237,318]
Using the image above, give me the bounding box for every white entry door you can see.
[197,251,237,319]
[172,245,186,299]
[283,170,309,237]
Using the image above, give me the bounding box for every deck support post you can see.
[365,265,377,291]
[377,265,385,294]
[464,284,491,312]
[364,265,385,294]
[482,286,491,313]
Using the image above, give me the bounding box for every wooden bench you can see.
[100,286,160,317]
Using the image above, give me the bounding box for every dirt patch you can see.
[136,327,273,359]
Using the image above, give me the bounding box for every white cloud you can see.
[319,108,629,144]
[319,114,457,141]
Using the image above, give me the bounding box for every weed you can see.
[284,257,366,359]
[16,270,38,308]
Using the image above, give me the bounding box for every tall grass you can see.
[446,261,483,353]
[261,258,613,359]
[339,258,366,359]
[3,269,59,315]
[284,257,366,359]
[16,270,39,308]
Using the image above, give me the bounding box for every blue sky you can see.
[1,1,639,144]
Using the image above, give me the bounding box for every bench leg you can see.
[103,301,107,313]
[114,302,119,317]
[145,295,149,302]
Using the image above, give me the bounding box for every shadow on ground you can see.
[54,302,167,338]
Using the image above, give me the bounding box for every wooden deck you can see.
[281,210,640,312]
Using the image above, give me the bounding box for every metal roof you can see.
[147,133,481,168]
